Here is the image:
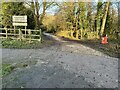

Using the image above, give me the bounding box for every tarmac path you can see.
[2,33,118,88]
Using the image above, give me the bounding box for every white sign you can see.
[13,23,27,26]
[12,16,27,26]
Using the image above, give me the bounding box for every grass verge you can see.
[1,60,37,77]
[1,35,55,49]
[79,39,120,58]
[0,64,15,77]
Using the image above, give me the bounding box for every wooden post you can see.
[29,29,31,43]
[5,28,8,39]
[25,26,26,38]
[19,28,20,41]
[19,28,21,41]
[39,29,42,42]
[14,26,15,36]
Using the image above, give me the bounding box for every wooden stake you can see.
[19,28,21,41]
[25,26,26,38]
[14,26,15,36]
[6,28,8,39]
[29,29,31,43]
[39,29,42,42]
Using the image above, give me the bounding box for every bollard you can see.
[102,35,108,44]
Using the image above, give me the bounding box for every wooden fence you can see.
[0,28,42,42]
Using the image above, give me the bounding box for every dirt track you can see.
[2,33,118,88]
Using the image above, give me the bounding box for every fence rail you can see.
[0,28,42,42]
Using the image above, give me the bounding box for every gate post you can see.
[5,28,8,39]
[39,29,42,42]
[19,28,22,41]
[29,29,31,43]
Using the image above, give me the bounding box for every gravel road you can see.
[2,33,118,88]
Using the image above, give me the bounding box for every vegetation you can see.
[1,2,35,29]
[1,1,119,39]
[1,60,37,76]
[78,39,119,58]
[1,1,55,29]
[43,2,119,57]
[1,35,55,49]
[1,63,15,76]
[0,1,119,57]
[50,2,119,40]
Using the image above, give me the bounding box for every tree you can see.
[31,0,40,29]
[30,0,55,29]
[2,2,26,28]
[95,1,103,38]
[87,2,92,31]
[100,1,110,37]
[49,1,118,41]
[2,2,35,29]
[0,2,2,28]
[75,2,87,39]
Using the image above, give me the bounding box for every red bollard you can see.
[102,35,108,44]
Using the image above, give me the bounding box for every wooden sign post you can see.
[12,15,27,37]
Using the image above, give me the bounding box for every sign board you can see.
[12,16,27,26]
[13,23,27,26]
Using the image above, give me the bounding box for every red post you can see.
[102,35,108,44]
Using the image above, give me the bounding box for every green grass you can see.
[1,35,55,49]
[1,60,37,77]
[1,64,15,76]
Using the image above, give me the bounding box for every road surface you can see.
[2,33,118,88]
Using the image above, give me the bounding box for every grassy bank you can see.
[1,35,55,49]
[79,39,120,58]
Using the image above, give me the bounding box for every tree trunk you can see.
[87,3,92,31]
[75,18,79,39]
[76,30,79,39]
[31,1,39,29]
[100,1,110,37]
[95,1,103,38]
[34,1,40,29]
[40,1,46,23]
[71,29,74,39]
